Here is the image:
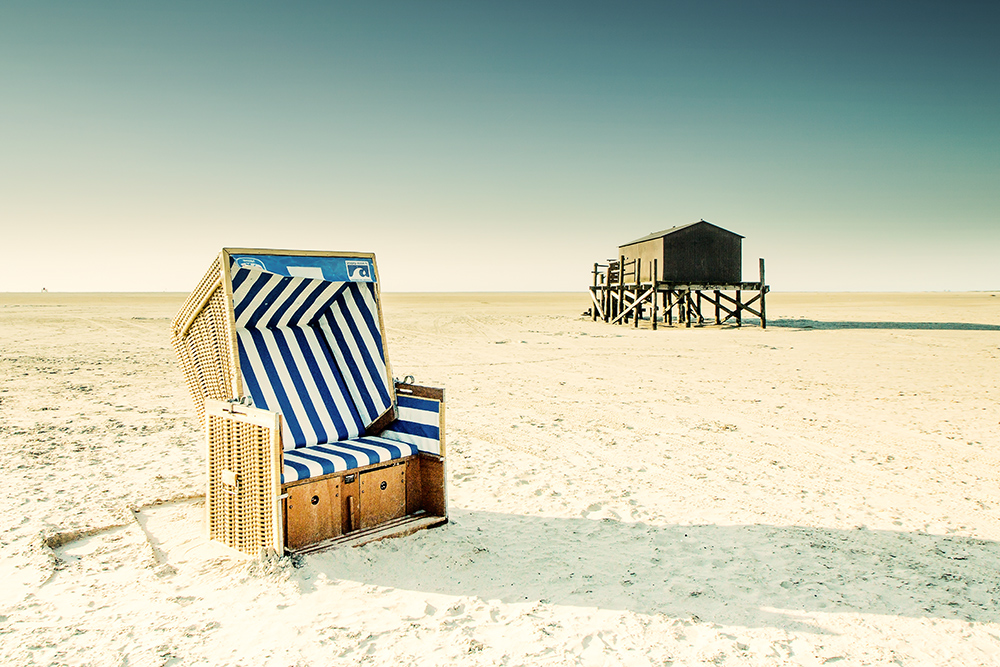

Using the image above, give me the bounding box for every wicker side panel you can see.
[171,254,223,333]
[205,402,283,556]
[171,256,236,426]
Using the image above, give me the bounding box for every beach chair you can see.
[170,249,447,556]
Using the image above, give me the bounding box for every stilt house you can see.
[590,220,768,328]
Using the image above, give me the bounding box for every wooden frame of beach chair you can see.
[171,248,447,556]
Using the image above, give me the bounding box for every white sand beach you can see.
[2,290,999,666]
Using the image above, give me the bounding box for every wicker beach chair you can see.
[171,249,447,556]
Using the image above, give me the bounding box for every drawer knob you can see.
[380,481,387,491]
[311,495,320,505]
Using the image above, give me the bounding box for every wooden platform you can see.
[589,258,770,329]
[290,513,448,553]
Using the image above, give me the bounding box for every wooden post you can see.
[666,290,673,326]
[735,289,742,327]
[685,289,692,328]
[609,261,616,322]
[618,255,625,326]
[599,271,604,322]
[714,290,721,325]
[634,259,641,328]
[592,263,599,321]
[651,259,658,331]
[759,258,767,329]
[603,267,611,322]
[696,290,703,325]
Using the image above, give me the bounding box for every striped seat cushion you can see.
[379,394,442,455]
[282,436,418,484]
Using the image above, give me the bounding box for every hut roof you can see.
[620,220,744,247]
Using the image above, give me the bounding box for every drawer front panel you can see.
[359,464,406,529]
[286,477,342,549]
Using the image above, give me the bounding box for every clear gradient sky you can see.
[1,2,997,292]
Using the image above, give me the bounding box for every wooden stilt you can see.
[634,260,641,328]
[651,259,658,331]
[602,268,607,322]
[608,262,616,322]
[714,290,721,325]
[601,273,607,322]
[618,255,625,326]
[592,263,599,321]
[759,258,767,329]
[735,289,742,327]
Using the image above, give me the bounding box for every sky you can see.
[1,1,997,292]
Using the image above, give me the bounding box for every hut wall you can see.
[618,238,663,283]
[618,221,743,284]
[660,225,741,283]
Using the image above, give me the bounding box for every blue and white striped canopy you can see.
[229,254,393,450]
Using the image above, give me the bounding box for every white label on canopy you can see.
[346,260,373,281]
[235,257,266,270]
[287,266,325,279]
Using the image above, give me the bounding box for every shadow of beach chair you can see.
[170,248,447,556]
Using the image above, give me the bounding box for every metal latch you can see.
[223,396,254,414]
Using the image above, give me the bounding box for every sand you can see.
[1,290,999,666]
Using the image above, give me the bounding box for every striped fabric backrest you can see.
[315,283,393,427]
[230,263,393,450]
[236,324,364,447]
[379,394,443,455]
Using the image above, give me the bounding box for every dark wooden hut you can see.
[619,220,743,284]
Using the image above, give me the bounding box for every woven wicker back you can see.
[171,255,239,426]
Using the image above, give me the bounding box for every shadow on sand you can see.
[771,319,1000,331]
[303,510,1000,632]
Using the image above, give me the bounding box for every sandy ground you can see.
[2,290,1000,666]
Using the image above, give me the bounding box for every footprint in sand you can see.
[582,503,621,520]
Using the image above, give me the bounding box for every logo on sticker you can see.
[346,260,372,281]
[235,258,266,271]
